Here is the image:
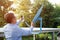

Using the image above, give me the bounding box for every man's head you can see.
[4,13,16,24]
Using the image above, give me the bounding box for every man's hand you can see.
[31,22,34,27]
[20,16,24,21]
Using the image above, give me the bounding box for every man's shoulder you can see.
[4,24,8,28]
[3,24,13,31]
[3,24,11,29]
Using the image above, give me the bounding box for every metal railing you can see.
[0,28,60,40]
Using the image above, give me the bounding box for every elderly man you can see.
[4,12,34,40]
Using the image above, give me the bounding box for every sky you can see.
[48,0,60,5]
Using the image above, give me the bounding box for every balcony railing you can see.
[0,28,60,40]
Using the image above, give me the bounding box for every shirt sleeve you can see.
[16,20,21,25]
[16,26,33,36]
[21,27,33,36]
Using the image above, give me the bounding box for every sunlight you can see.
[30,0,34,4]
[1,6,4,11]
[48,0,60,5]
[29,9,32,13]
[8,11,15,13]
[9,0,14,1]
[10,3,19,9]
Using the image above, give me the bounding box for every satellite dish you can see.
[25,4,44,29]
[32,4,44,24]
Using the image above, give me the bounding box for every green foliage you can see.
[15,0,44,27]
[15,0,59,28]
[36,33,57,40]
[0,0,13,27]
[42,1,54,28]
[52,5,60,26]
[22,36,33,40]
[57,26,60,28]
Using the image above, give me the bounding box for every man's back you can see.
[4,24,33,40]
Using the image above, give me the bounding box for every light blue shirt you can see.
[4,20,33,40]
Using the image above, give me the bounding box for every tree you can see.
[0,0,13,27]
[52,5,60,27]
[15,0,44,27]
[15,0,55,28]
[42,1,54,27]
